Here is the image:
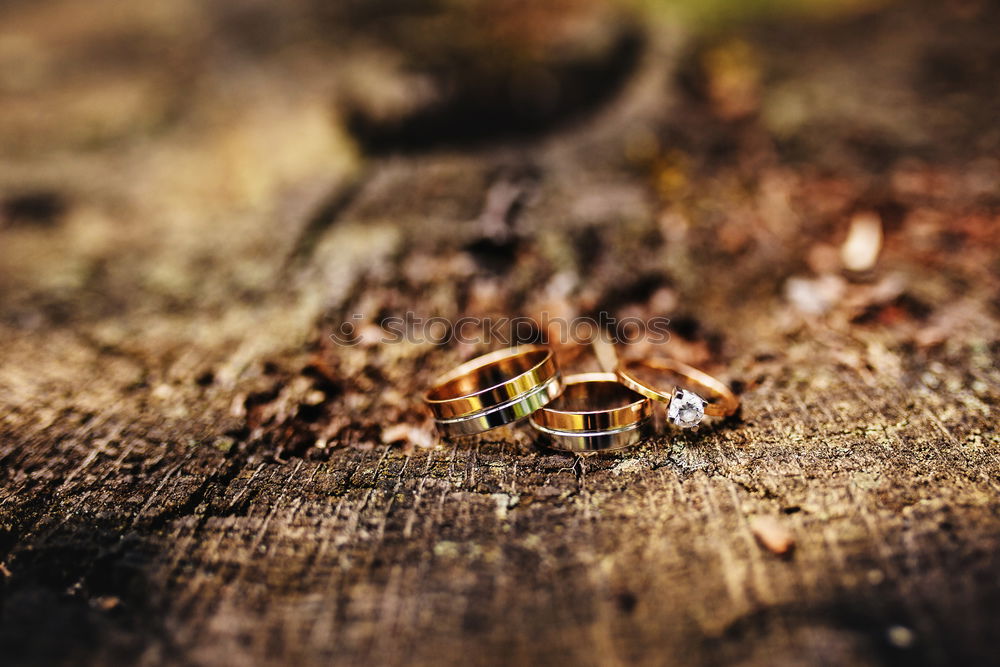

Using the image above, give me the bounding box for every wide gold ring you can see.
[615,358,738,429]
[529,372,652,453]
[424,345,561,436]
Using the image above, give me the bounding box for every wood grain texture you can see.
[2,1,999,665]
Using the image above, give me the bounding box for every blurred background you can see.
[2,0,997,429]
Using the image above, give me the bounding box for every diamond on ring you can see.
[667,389,707,428]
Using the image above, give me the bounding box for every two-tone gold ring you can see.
[423,345,562,436]
[528,372,652,453]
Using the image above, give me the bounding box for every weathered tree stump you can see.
[1,0,998,665]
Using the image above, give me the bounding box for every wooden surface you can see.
[2,1,999,665]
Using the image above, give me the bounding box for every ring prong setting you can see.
[668,389,707,429]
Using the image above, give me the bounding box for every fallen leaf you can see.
[841,211,883,272]
[381,422,435,449]
[749,515,795,556]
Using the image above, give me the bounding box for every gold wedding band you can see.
[615,358,738,429]
[424,345,562,436]
[530,372,652,453]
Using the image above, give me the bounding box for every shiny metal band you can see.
[615,358,739,417]
[529,372,652,452]
[434,372,563,437]
[531,418,653,453]
[424,345,558,420]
